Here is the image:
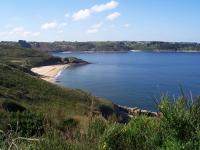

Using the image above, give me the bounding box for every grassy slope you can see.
[0,45,114,127]
[0,45,54,68]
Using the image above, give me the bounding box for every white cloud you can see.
[91,22,103,29]
[87,28,99,34]
[64,13,70,18]
[72,9,91,21]
[124,23,130,28]
[106,12,120,21]
[58,22,67,28]
[72,0,119,21]
[87,22,103,34]
[109,24,115,28]
[91,0,119,13]
[41,21,58,30]
[31,32,41,36]
[41,21,67,30]
[4,24,13,29]
[57,30,64,34]
[0,27,40,37]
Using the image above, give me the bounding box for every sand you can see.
[31,64,70,82]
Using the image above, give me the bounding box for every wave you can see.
[61,51,72,54]
[130,50,142,52]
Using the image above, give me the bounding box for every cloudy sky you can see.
[0,0,200,42]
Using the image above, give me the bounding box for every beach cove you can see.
[31,64,70,82]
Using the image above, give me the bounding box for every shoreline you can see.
[31,63,159,120]
[51,49,200,54]
[31,64,70,83]
[130,49,200,53]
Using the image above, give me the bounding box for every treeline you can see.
[1,40,200,52]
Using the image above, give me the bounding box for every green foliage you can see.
[0,64,113,118]
[158,96,200,149]
[9,111,44,137]
[88,117,108,141]
[2,100,26,112]
[62,118,79,131]
[0,45,57,68]
[100,117,160,150]
[33,130,74,150]
[63,57,88,64]
[100,124,124,150]
[59,118,80,140]
[0,111,9,131]
[158,96,194,141]
[99,96,200,150]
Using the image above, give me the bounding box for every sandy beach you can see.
[31,64,70,82]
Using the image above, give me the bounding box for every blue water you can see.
[52,51,200,111]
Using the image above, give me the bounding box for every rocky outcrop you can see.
[114,104,160,123]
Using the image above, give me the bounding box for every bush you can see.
[100,116,160,150]
[9,111,44,137]
[100,124,125,150]
[99,96,200,150]
[88,117,108,141]
[62,118,79,131]
[0,111,9,130]
[2,101,26,112]
[33,130,75,150]
[60,118,79,140]
[158,96,200,149]
[158,96,196,141]
[99,105,114,119]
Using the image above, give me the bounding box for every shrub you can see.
[99,105,114,119]
[33,130,74,150]
[88,117,108,141]
[9,111,44,137]
[158,96,200,149]
[158,96,196,141]
[100,116,161,150]
[62,118,79,131]
[60,118,79,140]
[2,101,26,112]
[99,124,125,150]
[0,111,9,130]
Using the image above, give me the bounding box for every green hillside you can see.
[0,45,115,149]
[2,40,200,52]
[2,41,200,52]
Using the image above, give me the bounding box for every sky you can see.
[0,0,200,42]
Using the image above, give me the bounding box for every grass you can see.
[2,96,200,150]
[0,45,115,149]
[0,63,114,123]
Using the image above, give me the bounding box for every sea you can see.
[52,50,200,111]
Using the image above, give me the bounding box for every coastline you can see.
[31,63,159,121]
[31,64,70,83]
[130,49,200,53]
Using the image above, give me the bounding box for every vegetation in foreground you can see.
[1,95,200,150]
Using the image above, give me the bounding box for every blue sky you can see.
[0,0,200,42]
